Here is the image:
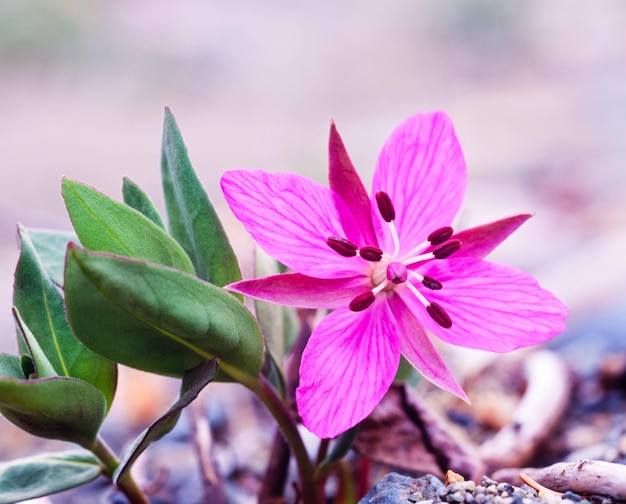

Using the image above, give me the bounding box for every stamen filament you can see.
[404,251,436,266]
[402,239,462,266]
[371,279,389,295]
[388,220,401,258]
[405,280,430,307]
[406,282,452,328]
[398,239,431,263]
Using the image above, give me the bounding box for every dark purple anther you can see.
[375,191,395,222]
[327,236,358,257]
[427,226,454,245]
[386,262,408,284]
[426,302,452,328]
[359,246,383,262]
[349,291,376,312]
[432,239,461,259]
[422,275,443,290]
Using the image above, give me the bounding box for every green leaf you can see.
[61,177,194,274]
[321,425,359,469]
[0,450,101,504]
[254,247,286,365]
[26,228,77,287]
[0,376,107,447]
[122,176,165,229]
[64,245,263,380]
[394,355,420,386]
[0,354,24,379]
[13,309,57,379]
[114,359,218,483]
[161,107,241,286]
[13,226,117,410]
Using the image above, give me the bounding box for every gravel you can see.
[358,473,612,504]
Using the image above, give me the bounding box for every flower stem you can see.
[90,436,151,504]
[245,373,314,480]
[222,360,324,503]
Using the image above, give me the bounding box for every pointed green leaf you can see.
[13,309,57,378]
[13,226,117,410]
[122,176,165,229]
[62,178,194,274]
[321,425,359,469]
[161,107,241,286]
[0,450,101,504]
[26,228,77,287]
[0,376,107,447]
[64,245,263,380]
[114,359,218,483]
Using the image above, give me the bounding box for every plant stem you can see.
[253,374,326,504]
[247,373,314,479]
[91,436,151,504]
[222,360,324,503]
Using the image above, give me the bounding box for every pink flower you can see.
[220,112,567,439]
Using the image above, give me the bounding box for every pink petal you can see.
[226,273,369,309]
[372,112,467,254]
[221,170,366,279]
[387,295,468,401]
[450,213,533,260]
[401,258,568,352]
[328,122,378,246]
[296,301,401,438]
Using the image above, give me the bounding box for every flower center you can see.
[327,191,460,329]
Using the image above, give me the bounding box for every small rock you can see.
[563,491,582,502]
[497,483,515,495]
[358,473,443,504]
[520,484,538,498]
[446,493,465,503]
[480,476,499,487]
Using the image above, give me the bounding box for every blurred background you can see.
[1,2,626,370]
[2,1,626,350]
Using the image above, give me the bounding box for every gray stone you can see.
[358,473,444,504]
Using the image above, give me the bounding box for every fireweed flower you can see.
[221,112,567,439]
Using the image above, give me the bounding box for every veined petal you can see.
[296,301,401,438]
[221,170,365,278]
[401,258,568,352]
[449,213,533,259]
[328,121,378,246]
[372,112,466,254]
[226,273,369,309]
[387,295,468,401]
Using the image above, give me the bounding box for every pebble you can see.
[358,472,615,504]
